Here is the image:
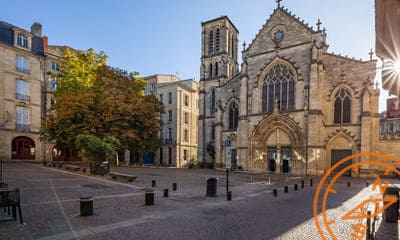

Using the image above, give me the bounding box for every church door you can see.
[281,147,291,173]
[267,147,277,172]
[331,150,352,176]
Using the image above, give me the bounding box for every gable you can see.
[246,8,315,56]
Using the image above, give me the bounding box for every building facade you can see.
[199,5,400,175]
[0,21,70,161]
[143,74,199,167]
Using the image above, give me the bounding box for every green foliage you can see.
[50,48,107,96]
[75,135,120,163]
[192,155,199,167]
[206,142,215,160]
[43,48,165,154]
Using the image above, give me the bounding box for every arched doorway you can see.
[251,114,304,173]
[12,136,35,160]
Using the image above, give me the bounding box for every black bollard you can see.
[172,183,177,191]
[310,179,313,187]
[301,180,304,188]
[83,168,86,173]
[152,180,156,187]
[347,181,350,187]
[284,186,288,193]
[366,181,370,187]
[80,197,94,216]
[43,162,46,166]
[294,184,298,191]
[145,191,154,206]
[273,189,277,197]
[227,191,232,201]
[163,189,169,198]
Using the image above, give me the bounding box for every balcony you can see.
[15,123,30,132]
[15,93,30,101]
[164,138,173,144]
[15,66,30,75]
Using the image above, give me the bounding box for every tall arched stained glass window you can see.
[334,88,351,124]
[262,64,296,112]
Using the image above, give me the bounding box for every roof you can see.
[245,6,317,52]
[201,15,239,33]
[0,20,44,56]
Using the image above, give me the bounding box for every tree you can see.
[43,48,164,156]
[75,135,120,164]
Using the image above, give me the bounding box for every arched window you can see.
[208,30,214,55]
[334,88,351,124]
[262,63,296,112]
[211,122,215,140]
[215,29,220,53]
[210,88,216,112]
[215,62,218,77]
[209,63,213,78]
[231,35,235,58]
[229,102,239,130]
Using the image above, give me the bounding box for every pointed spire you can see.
[242,41,246,51]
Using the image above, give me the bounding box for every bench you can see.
[0,188,23,224]
[64,165,81,171]
[109,172,137,182]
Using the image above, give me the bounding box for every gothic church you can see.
[198,4,382,175]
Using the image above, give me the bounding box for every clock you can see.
[273,30,284,43]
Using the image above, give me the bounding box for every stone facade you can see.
[199,6,399,175]
[143,75,199,167]
[0,21,64,161]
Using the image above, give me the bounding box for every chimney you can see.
[31,22,42,37]
[43,36,48,52]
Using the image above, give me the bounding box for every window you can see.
[183,149,188,161]
[184,112,189,124]
[215,29,220,53]
[168,110,172,121]
[16,80,29,100]
[168,92,172,104]
[50,97,56,106]
[211,123,215,140]
[388,122,394,132]
[51,62,59,71]
[334,88,351,124]
[380,123,386,133]
[159,94,163,103]
[215,62,218,77]
[17,34,28,48]
[208,30,214,55]
[184,129,189,142]
[262,64,296,112]
[209,63,213,78]
[168,128,172,139]
[210,88,216,112]
[229,102,239,130]
[16,106,29,124]
[50,79,57,91]
[397,121,400,132]
[184,95,189,107]
[231,35,235,58]
[16,55,29,74]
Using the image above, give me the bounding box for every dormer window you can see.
[17,34,28,48]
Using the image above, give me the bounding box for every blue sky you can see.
[0,0,390,110]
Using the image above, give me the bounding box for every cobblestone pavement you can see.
[0,162,398,240]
